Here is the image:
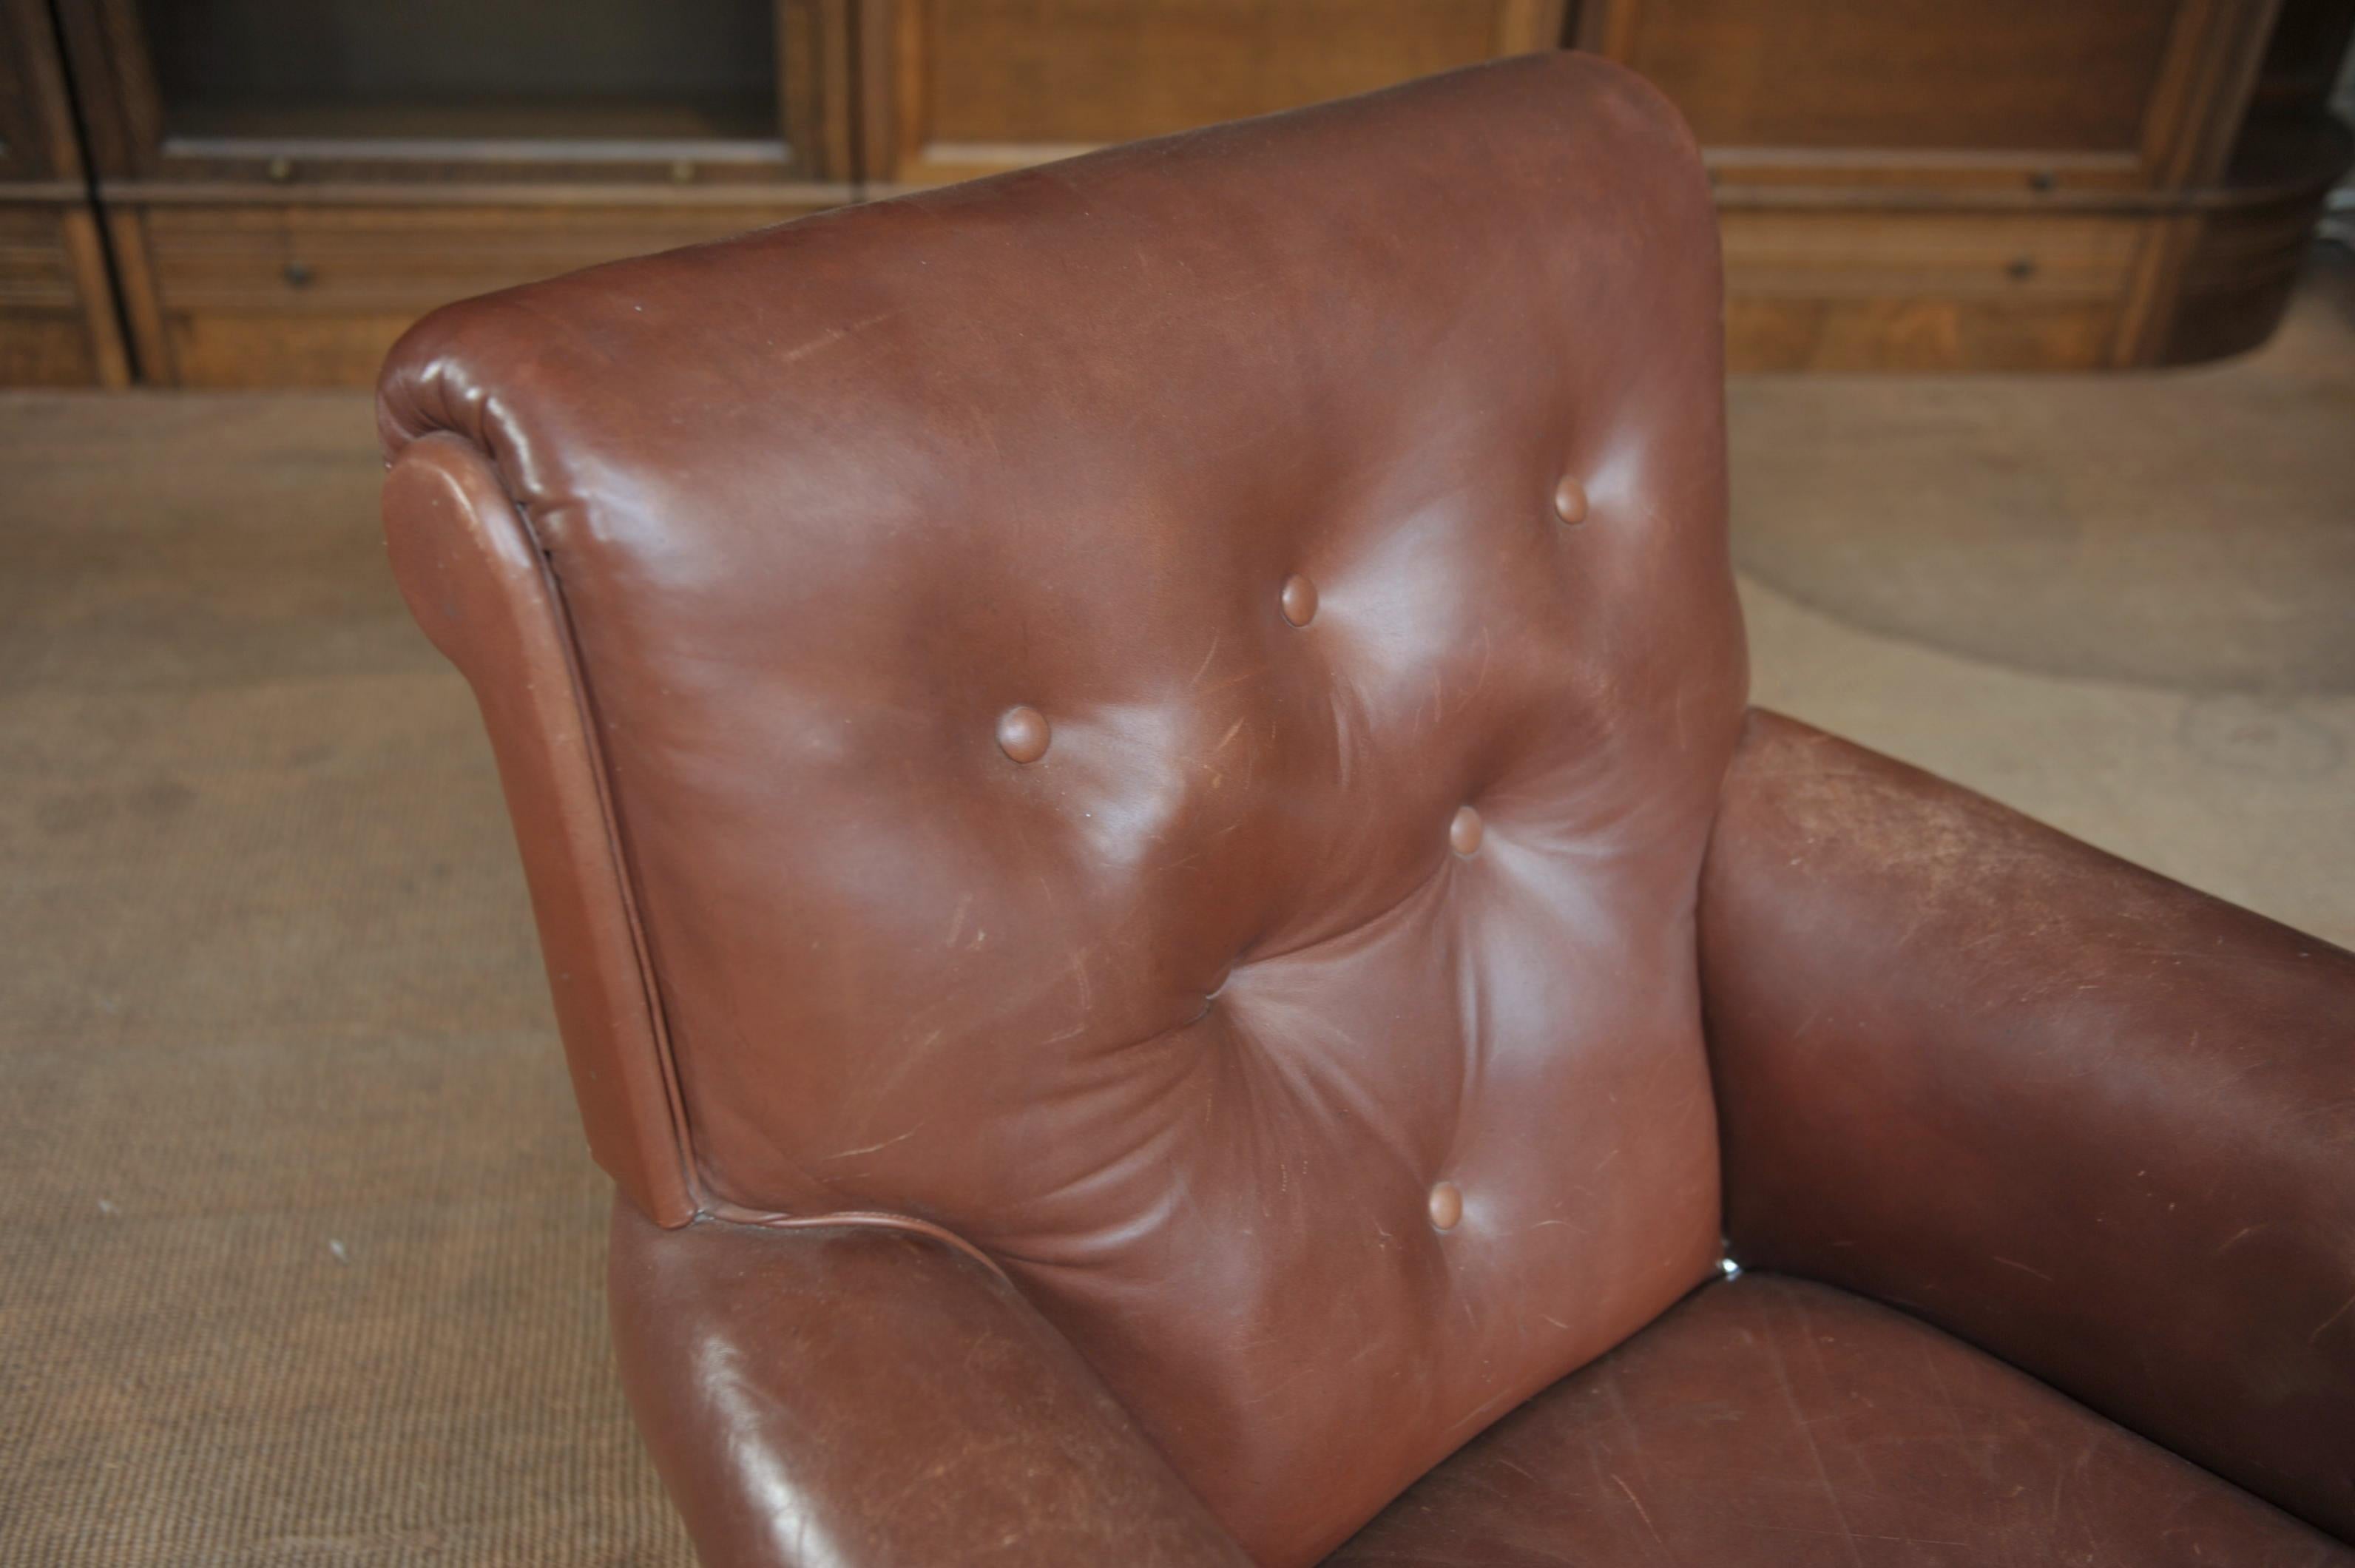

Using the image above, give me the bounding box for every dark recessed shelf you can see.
[137,0,780,155]
[158,97,783,151]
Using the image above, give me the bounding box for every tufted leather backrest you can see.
[379,53,1745,1567]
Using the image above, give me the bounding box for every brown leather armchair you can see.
[376,53,2355,1568]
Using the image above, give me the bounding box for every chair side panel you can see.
[382,432,694,1226]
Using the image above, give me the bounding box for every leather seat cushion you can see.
[1325,1272,2352,1567]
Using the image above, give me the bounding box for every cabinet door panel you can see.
[1578,0,2277,194]
[1609,0,2180,156]
[865,0,1566,186]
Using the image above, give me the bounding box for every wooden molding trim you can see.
[2139,0,2285,188]
[101,206,172,384]
[58,207,132,387]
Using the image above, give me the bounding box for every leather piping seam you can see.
[517,515,707,1220]
[697,1200,1013,1282]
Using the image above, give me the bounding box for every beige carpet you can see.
[1734,248,2355,697]
[1,260,2350,1564]
[0,396,695,1564]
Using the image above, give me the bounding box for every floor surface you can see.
[1,255,2349,1565]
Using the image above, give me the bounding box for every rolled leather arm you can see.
[1698,709,2355,1541]
[608,1201,1252,1567]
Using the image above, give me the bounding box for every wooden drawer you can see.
[1722,209,2153,371]
[0,200,132,385]
[113,196,843,387]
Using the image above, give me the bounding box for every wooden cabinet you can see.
[857,0,1566,188]
[1577,0,2353,368]
[53,0,853,385]
[1585,0,2212,184]
[4,0,2348,384]
[858,0,2348,366]
[0,0,131,384]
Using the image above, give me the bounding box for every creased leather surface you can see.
[378,53,1746,1564]
[1328,1271,2355,1567]
[608,1203,1251,1568]
[1700,710,2355,1544]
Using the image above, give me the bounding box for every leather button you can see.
[1428,1181,1462,1231]
[1553,476,1589,525]
[996,705,1050,763]
[1449,805,1484,855]
[1280,573,1318,627]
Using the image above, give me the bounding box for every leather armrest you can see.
[1698,709,2355,1541]
[608,1202,1251,1568]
